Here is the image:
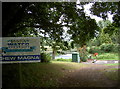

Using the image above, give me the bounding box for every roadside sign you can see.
[0,37,41,63]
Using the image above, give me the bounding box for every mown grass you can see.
[104,63,119,66]
[92,53,119,60]
[3,61,87,88]
[104,68,118,81]
[54,58,72,62]
[103,63,119,81]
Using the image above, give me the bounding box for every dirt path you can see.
[58,64,119,87]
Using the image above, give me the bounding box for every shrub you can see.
[80,56,87,62]
[92,40,101,46]
[100,43,117,53]
[112,44,119,53]
[40,53,52,62]
[79,46,88,62]
[89,43,118,54]
[88,46,103,54]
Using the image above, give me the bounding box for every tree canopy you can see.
[3,2,98,45]
[90,2,119,27]
[3,2,119,47]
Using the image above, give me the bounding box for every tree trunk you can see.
[52,48,56,60]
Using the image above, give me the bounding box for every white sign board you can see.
[0,37,41,63]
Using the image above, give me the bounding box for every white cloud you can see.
[83,3,103,22]
[83,3,113,23]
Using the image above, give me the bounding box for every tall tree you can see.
[3,2,99,61]
[90,2,119,46]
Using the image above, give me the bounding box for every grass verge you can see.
[3,61,87,88]
[104,68,118,81]
[104,63,119,66]
[54,58,72,62]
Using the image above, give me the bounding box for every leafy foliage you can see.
[88,19,119,50]
[40,53,52,62]
[68,16,99,46]
[100,43,118,53]
[88,46,103,54]
[3,2,98,45]
[90,2,119,27]
[78,46,88,62]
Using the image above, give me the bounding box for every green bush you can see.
[41,53,52,62]
[88,43,118,54]
[100,43,117,53]
[55,58,72,62]
[88,46,103,54]
[80,56,87,62]
[91,40,101,46]
[112,44,119,53]
[79,52,88,62]
[79,48,88,62]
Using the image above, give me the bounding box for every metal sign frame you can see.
[0,37,41,63]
